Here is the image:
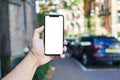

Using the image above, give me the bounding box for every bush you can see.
[33,62,51,80]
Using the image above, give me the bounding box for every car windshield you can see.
[66,39,75,42]
[94,37,118,46]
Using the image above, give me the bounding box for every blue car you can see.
[77,35,120,65]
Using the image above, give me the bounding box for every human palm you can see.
[31,26,67,66]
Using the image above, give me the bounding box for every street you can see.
[52,57,120,80]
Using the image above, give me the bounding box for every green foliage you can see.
[37,1,57,27]
[63,0,82,9]
[1,55,11,77]
[33,62,51,80]
[37,13,45,27]
[84,0,90,3]
[118,32,120,37]
[85,12,98,35]
[85,12,90,26]
[71,0,82,5]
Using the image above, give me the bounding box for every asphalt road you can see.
[52,57,120,80]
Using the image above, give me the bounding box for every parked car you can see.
[66,38,77,55]
[75,35,120,65]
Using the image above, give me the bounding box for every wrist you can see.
[29,51,41,67]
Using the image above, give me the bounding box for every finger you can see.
[60,54,65,58]
[50,56,54,60]
[63,46,67,52]
[64,29,67,34]
[50,46,67,59]
[33,26,44,39]
[50,54,65,59]
[64,40,68,45]
[50,56,59,59]
[35,26,44,33]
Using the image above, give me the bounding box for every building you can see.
[111,0,120,38]
[0,0,36,77]
[61,1,85,37]
[99,0,111,35]
[84,0,111,35]
[84,0,120,38]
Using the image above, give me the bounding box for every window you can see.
[117,11,120,23]
[100,0,105,12]
[9,0,20,5]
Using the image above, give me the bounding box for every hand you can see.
[30,26,67,66]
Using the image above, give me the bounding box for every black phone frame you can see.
[44,14,64,56]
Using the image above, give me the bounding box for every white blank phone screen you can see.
[45,15,63,55]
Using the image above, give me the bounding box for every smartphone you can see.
[44,14,64,55]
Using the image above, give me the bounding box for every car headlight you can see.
[71,42,75,45]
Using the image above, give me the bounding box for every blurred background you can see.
[1,0,120,80]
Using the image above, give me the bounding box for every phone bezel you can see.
[44,14,64,56]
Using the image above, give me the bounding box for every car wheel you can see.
[81,53,89,65]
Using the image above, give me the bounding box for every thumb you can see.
[33,26,44,39]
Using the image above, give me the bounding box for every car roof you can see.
[81,35,115,38]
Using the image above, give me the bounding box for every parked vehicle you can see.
[75,35,120,65]
[66,38,77,55]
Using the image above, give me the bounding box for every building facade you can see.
[0,0,36,77]
[84,0,111,35]
[111,0,120,38]
[85,0,120,38]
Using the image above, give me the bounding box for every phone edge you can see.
[44,14,64,56]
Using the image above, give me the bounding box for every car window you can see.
[93,37,118,45]
[80,37,92,42]
[109,42,120,48]
[79,37,93,46]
